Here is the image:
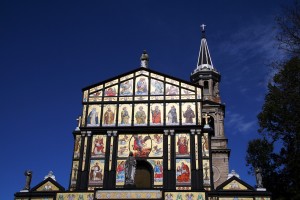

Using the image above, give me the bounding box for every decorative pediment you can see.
[30,177,65,192]
[216,176,254,191]
[80,68,203,128]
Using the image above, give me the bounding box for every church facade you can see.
[15,29,271,200]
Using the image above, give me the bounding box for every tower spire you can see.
[194,24,215,73]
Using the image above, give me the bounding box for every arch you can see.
[135,159,153,188]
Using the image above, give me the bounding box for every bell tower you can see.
[190,25,230,188]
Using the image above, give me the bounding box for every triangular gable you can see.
[216,176,255,191]
[83,67,201,103]
[83,67,200,92]
[30,177,65,192]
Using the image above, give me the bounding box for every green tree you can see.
[246,57,300,200]
[246,1,300,199]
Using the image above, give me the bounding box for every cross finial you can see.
[201,24,206,32]
[204,113,210,125]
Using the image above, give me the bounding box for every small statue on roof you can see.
[255,167,263,188]
[23,170,32,190]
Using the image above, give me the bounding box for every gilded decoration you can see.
[36,181,59,191]
[57,193,94,200]
[223,180,248,190]
[73,135,81,159]
[203,159,211,185]
[70,160,79,187]
[165,192,205,200]
[95,190,162,199]
[202,133,209,157]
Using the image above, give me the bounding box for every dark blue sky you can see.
[0,0,291,198]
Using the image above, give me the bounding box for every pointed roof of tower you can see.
[193,24,216,73]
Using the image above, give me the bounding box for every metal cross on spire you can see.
[201,24,206,32]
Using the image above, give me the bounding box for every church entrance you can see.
[135,160,153,188]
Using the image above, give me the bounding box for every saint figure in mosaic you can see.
[136,77,147,95]
[176,162,190,183]
[183,105,195,123]
[151,106,161,124]
[120,107,130,124]
[87,108,99,126]
[135,106,146,124]
[167,105,178,124]
[104,106,115,125]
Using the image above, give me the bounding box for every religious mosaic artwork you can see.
[222,180,248,190]
[119,79,133,96]
[102,104,116,126]
[176,134,190,157]
[150,79,164,95]
[116,160,126,186]
[91,135,106,158]
[117,134,163,157]
[82,137,88,170]
[87,105,101,127]
[118,135,130,157]
[203,159,211,185]
[130,134,152,157]
[166,83,179,95]
[176,159,191,185]
[165,192,205,200]
[70,161,79,187]
[57,193,94,200]
[89,90,102,102]
[182,102,196,125]
[181,88,196,100]
[104,85,118,96]
[30,198,53,200]
[135,76,148,95]
[95,190,162,199]
[81,105,86,127]
[150,103,163,125]
[88,160,104,186]
[118,104,132,126]
[73,135,81,159]
[255,198,270,200]
[149,159,163,185]
[166,103,179,125]
[36,181,59,191]
[134,104,147,126]
[83,90,88,102]
[202,133,209,157]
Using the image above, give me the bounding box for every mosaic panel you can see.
[166,103,179,125]
[176,159,191,185]
[91,135,106,158]
[87,105,101,127]
[102,104,117,126]
[176,134,190,157]
[88,160,105,186]
[181,102,196,125]
[150,103,164,125]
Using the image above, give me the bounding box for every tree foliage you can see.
[276,1,300,56]
[246,2,300,199]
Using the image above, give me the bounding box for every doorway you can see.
[135,160,153,188]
